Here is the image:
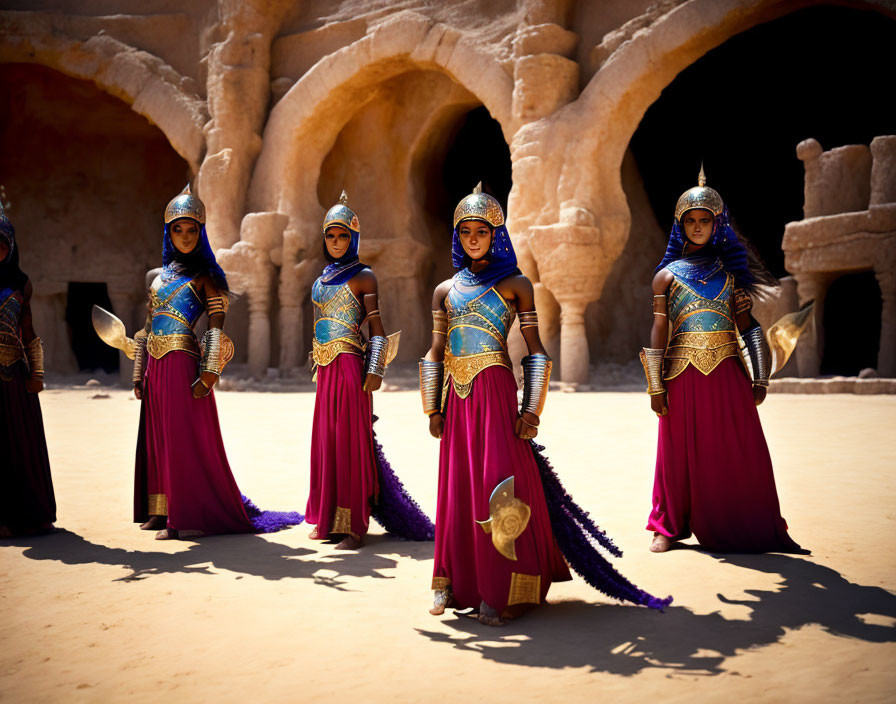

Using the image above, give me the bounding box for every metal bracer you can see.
[366,335,388,378]
[132,330,148,386]
[24,337,44,381]
[639,347,665,395]
[199,327,227,378]
[742,324,771,387]
[419,358,444,416]
[520,353,552,417]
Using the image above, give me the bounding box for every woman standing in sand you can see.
[640,167,803,554]
[0,196,56,537]
[422,183,670,626]
[306,191,433,550]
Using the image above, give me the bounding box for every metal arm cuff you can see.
[639,347,665,395]
[25,337,44,380]
[520,353,552,417]
[132,330,147,385]
[742,324,771,386]
[200,327,226,377]
[419,359,444,416]
[366,335,388,378]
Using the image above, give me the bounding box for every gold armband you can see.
[653,295,667,317]
[206,295,229,316]
[518,310,539,330]
[25,337,44,380]
[639,347,665,395]
[734,288,753,316]
[432,310,447,336]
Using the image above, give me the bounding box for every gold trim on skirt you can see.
[312,338,363,367]
[147,333,200,360]
[445,350,512,399]
[507,573,542,606]
[664,331,742,379]
[147,493,168,516]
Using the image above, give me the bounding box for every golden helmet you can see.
[453,182,504,229]
[164,184,206,225]
[674,164,724,222]
[323,191,360,233]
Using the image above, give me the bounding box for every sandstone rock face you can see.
[2,0,893,382]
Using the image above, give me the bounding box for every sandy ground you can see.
[2,387,895,704]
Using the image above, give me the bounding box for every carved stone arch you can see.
[0,21,207,172]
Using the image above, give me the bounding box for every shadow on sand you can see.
[6,529,433,591]
[415,553,896,675]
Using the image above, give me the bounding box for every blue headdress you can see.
[161,185,228,291]
[451,183,520,288]
[320,191,367,285]
[0,188,28,291]
[656,167,767,292]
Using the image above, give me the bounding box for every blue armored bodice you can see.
[312,279,363,346]
[443,279,514,392]
[666,258,735,336]
[663,257,741,379]
[150,270,204,337]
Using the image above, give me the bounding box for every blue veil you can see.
[452,222,521,288]
[162,219,229,291]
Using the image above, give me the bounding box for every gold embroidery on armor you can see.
[507,573,542,607]
[147,493,168,516]
[330,507,358,538]
[444,350,512,389]
[432,576,452,590]
[0,336,24,367]
[664,331,742,379]
[147,333,200,360]
[311,338,364,367]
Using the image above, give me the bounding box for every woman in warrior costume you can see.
[423,184,670,626]
[641,167,803,554]
[0,198,55,537]
[307,192,433,550]
[128,185,302,540]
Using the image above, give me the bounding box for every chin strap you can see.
[520,353,552,418]
[639,347,665,395]
[742,324,771,387]
[419,359,444,416]
[25,337,44,381]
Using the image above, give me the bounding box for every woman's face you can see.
[458,219,492,261]
[0,239,9,263]
[324,225,352,259]
[170,219,201,254]
[681,209,715,248]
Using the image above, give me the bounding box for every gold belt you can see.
[664,331,742,379]
[147,333,200,360]
[0,333,24,367]
[312,337,363,367]
[445,350,512,399]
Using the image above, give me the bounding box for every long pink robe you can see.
[647,357,802,553]
[306,352,378,539]
[433,365,571,614]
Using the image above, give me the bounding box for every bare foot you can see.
[309,527,321,540]
[430,589,457,616]
[155,528,177,540]
[334,534,363,550]
[650,533,673,553]
[140,516,166,530]
[477,601,505,627]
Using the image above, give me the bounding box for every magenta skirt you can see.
[647,357,802,553]
[135,351,252,534]
[433,365,570,614]
[306,352,378,539]
[0,374,55,533]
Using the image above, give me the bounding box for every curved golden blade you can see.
[385,330,401,366]
[91,305,136,359]
[476,476,531,561]
[767,302,814,377]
